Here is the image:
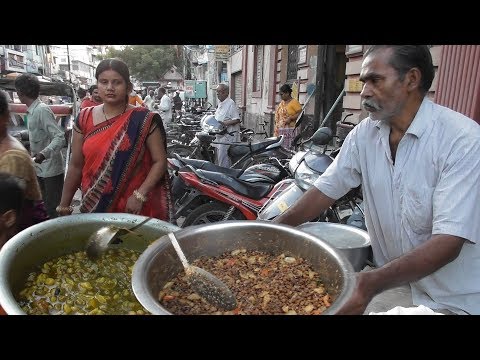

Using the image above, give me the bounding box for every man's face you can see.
[216,87,228,102]
[359,48,409,123]
[91,89,102,102]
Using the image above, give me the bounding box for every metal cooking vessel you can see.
[0,213,179,315]
[297,222,371,272]
[132,220,356,315]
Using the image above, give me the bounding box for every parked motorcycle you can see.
[169,155,294,227]
[257,126,364,228]
[167,114,292,169]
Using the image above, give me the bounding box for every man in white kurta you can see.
[158,87,172,127]
[213,84,240,167]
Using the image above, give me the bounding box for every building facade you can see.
[222,45,480,141]
[0,45,49,77]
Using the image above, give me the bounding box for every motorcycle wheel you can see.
[181,202,246,227]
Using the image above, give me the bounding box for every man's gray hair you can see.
[217,83,229,93]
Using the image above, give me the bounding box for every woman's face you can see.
[97,69,130,105]
[279,90,290,101]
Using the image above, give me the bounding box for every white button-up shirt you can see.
[215,97,240,142]
[314,98,480,314]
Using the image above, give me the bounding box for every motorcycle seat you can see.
[174,154,243,178]
[228,136,281,158]
[194,168,273,200]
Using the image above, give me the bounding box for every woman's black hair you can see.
[95,58,132,102]
[0,172,24,216]
[77,88,87,98]
[279,84,292,94]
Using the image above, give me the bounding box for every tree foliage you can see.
[104,45,183,82]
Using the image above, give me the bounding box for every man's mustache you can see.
[362,99,381,111]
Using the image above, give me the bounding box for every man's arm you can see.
[222,118,240,126]
[221,100,241,127]
[337,234,465,314]
[274,186,336,227]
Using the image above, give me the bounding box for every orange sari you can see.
[76,107,172,221]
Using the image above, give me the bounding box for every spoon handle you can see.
[129,217,152,232]
[167,232,190,269]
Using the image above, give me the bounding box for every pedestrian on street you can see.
[274,83,302,149]
[144,90,156,111]
[172,90,183,118]
[56,58,172,220]
[80,85,103,109]
[14,73,66,219]
[157,87,173,126]
[274,45,480,315]
[213,83,241,168]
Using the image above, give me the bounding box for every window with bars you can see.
[287,45,299,82]
[253,45,264,93]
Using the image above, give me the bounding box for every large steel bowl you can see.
[297,222,371,272]
[132,220,356,315]
[0,213,179,315]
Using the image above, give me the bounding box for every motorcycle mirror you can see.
[311,127,333,145]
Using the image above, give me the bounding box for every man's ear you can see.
[406,67,422,92]
[2,210,17,228]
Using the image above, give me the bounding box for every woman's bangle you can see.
[56,205,73,214]
[133,189,147,203]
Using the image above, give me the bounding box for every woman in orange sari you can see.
[274,84,303,149]
[57,58,172,221]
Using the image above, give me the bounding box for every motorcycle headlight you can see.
[295,162,320,191]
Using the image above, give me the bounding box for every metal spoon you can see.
[166,232,238,311]
[86,217,152,260]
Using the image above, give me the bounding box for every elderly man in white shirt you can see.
[275,45,480,315]
[213,83,241,167]
[143,90,156,111]
[157,87,172,127]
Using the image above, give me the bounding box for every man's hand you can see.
[335,271,376,315]
[32,153,46,164]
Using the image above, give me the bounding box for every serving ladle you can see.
[164,232,238,311]
[86,217,152,260]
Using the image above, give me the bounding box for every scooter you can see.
[257,126,365,229]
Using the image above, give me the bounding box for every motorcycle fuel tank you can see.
[257,182,304,220]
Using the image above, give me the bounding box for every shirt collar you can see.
[405,97,431,138]
[374,97,432,139]
[26,98,41,115]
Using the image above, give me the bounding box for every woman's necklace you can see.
[103,104,128,122]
